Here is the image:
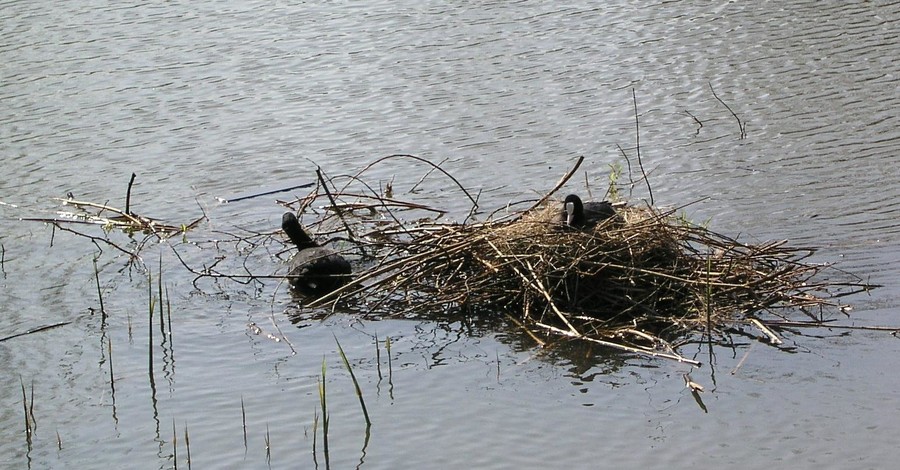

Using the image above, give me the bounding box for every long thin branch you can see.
[0,321,72,343]
[708,81,746,139]
[348,154,479,209]
[632,88,654,205]
[520,155,584,217]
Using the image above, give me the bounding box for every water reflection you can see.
[3,0,900,468]
[286,300,635,384]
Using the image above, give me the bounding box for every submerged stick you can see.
[684,109,703,136]
[0,321,71,343]
[731,344,754,375]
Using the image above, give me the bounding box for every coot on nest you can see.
[561,194,616,228]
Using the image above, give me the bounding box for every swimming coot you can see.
[281,212,351,296]
[562,194,616,228]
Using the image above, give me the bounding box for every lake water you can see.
[2,1,900,468]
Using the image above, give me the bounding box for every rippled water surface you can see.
[3,1,900,468]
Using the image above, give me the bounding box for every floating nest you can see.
[298,173,871,363]
[11,156,873,363]
[313,208,845,362]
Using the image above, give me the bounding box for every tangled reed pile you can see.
[299,166,867,363]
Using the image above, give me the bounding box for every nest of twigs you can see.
[306,194,869,363]
[257,155,880,364]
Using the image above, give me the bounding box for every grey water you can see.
[2,1,900,468]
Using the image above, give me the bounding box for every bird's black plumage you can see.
[281,212,351,296]
[562,194,616,228]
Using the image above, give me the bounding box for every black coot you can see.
[281,212,351,296]
[562,194,616,228]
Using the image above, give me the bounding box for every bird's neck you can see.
[284,225,319,249]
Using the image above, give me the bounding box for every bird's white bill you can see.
[565,201,575,226]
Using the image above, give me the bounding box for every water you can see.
[2,1,900,468]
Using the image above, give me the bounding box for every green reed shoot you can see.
[374,331,382,381]
[28,378,35,431]
[334,336,371,427]
[20,377,32,444]
[706,254,713,335]
[319,356,330,469]
[172,418,178,470]
[108,337,115,390]
[312,411,319,468]
[148,269,155,318]
[108,337,117,423]
[184,422,192,470]
[607,161,623,201]
[148,269,155,388]
[166,284,173,348]
[241,396,247,450]
[93,255,105,321]
[385,336,393,386]
[265,423,271,465]
[158,255,165,339]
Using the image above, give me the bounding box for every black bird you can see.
[281,212,352,296]
[562,194,616,228]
